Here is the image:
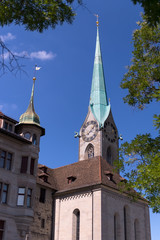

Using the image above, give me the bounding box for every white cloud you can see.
[0,33,16,42]
[1,50,56,61]
[30,51,56,60]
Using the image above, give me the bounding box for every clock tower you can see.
[79,21,118,166]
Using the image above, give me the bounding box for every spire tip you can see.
[94,14,99,27]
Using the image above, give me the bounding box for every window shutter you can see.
[21,157,28,173]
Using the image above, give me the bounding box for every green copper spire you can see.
[19,77,40,125]
[89,23,110,127]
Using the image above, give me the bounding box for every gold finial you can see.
[94,14,99,27]
[33,77,36,81]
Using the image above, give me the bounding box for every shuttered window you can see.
[20,157,28,173]
[30,158,35,175]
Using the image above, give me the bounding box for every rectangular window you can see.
[30,158,35,175]
[17,188,25,206]
[27,189,32,208]
[6,153,12,170]
[0,220,5,240]
[3,122,8,130]
[8,124,12,132]
[0,151,6,168]
[39,188,46,203]
[0,150,12,170]
[2,184,8,204]
[20,157,28,173]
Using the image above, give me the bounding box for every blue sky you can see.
[0,0,159,238]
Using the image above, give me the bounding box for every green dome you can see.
[19,77,40,126]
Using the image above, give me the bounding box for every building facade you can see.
[0,23,151,240]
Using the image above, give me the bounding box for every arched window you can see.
[24,132,31,140]
[85,144,94,159]
[114,214,117,240]
[32,134,37,145]
[124,206,129,240]
[72,209,80,240]
[114,213,120,240]
[107,146,112,165]
[134,219,140,240]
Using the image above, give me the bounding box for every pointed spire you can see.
[89,19,110,127]
[19,77,40,125]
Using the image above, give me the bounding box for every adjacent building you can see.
[0,22,151,240]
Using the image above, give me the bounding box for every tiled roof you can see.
[37,157,124,194]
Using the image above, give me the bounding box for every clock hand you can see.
[87,126,95,135]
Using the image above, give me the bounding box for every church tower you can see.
[79,20,118,166]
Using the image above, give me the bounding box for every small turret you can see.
[16,76,45,145]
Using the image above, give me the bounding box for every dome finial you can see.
[94,14,99,27]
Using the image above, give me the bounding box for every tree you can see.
[131,0,160,26]
[0,0,82,32]
[0,0,82,74]
[120,16,160,213]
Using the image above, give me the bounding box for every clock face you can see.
[81,121,98,142]
[104,121,117,143]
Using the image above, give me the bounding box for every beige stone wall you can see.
[30,184,53,240]
[54,187,151,240]
[54,190,96,240]
[102,187,151,240]
[0,123,42,240]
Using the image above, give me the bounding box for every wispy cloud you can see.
[0,33,16,42]
[30,51,56,60]
[2,50,56,61]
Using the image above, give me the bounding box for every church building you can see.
[0,21,151,240]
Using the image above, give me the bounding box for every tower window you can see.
[85,144,94,159]
[32,134,37,145]
[24,132,31,140]
[72,209,80,240]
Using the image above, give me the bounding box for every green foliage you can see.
[0,0,82,32]
[120,16,160,212]
[121,16,160,109]
[120,134,160,212]
[132,0,160,26]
